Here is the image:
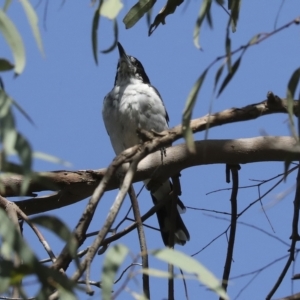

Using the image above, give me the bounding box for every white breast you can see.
[103,79,168,155]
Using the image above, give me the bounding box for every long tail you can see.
[149,180,190,246]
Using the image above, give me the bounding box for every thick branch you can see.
[1,136,299,215]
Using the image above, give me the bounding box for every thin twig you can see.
[266,169,300,299]
[128,185,150,299]
[75,160,139,287]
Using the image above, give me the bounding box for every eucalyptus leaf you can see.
[0,9,25,75]
[152,248,229,300]
[193,0,213,49]
[0,58,14,71]
[91,0,104,64]
[102,244,129,300]
[182,69,208,152]
[19,0,44,55]
[123,0,156,29]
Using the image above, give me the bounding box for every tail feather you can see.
[150,180,190,246]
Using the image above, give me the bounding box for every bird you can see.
[102,42,190,246]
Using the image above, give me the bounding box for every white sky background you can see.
[1,1,300,299]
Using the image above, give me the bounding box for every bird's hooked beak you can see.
[117,42,127,58]
[117,42,132,69]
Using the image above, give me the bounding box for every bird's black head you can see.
[114,42,150,86]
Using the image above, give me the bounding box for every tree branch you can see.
[2,136,299,216]
[1,97,299,216]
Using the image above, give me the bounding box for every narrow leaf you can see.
[0,208,36,265]
[193,0,213,49]
[0,58,14,71]
[123,0,156,29]
[286,67,300,140]
[56,285,78,300]
[217,56,242,97]
[19,0,44,55]
[101,19,118,54]
[91,0,103,65]
[225,31,231,72]
[102,244,129,300]
[152,248,229,300]
[15,132,32,173]
[0,9,25,75]
[10,96,35,126]
[33,151,72,167]
[229,0,241,32]
[3,0,12,12]
[213,61,225,92]
[182,69,208,152]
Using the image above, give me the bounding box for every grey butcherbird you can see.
[102,42,190,246]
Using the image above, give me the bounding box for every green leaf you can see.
[0,208,77,296]
[248,33,261,45]
[0,90,17,154]
[33,151,72,167]
[213,61,225,92]
[286,67,300,139]
[19,0,44,55]
[123,0,156,29]
[152,248,229,300]
[228,0,241,32]
[140,268,177,278]
[15,132,32,173]
[100,0,123,20]
[0,208,36,266]
[182,69,208,152]
[30,216,78,259]
[10,95,35,126]
[0,87,34,125]
[217,56,242,97]
[0,58,14,71]
[102,244,129,300]
[0,9,25,75]
[101,19,118,54]
[56,284,78,300]
[3,0,12,12]
[91,0,104,65]
[225,31,231,72]
[193,0,213,49]
[0,265,10,292]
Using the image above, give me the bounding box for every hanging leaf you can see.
[0,58,14,71]
[228,0,241,32]
[217,55,242,97]
[152,248,229,300]
[19,0,44,55]
[123,0,156,29]
[193,0,213,49]
[286,67,300,140]
[182,69,208,152]
[101,19,118,54]
[0,9,25,75]
[91,0,104,65]
[102,244,129,300]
